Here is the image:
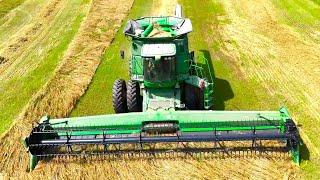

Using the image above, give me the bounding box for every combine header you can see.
[23,5,301,170]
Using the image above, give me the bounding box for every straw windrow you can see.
[0,0,318,179]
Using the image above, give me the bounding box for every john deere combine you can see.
[24,5,301,170]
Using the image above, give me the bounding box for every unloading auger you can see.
[23,5,301,170]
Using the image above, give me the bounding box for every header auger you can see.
[23,5,301,171]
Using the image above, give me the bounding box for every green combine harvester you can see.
[24,5,301,170]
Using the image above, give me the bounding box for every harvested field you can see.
[22,156,297,179]
[0,0,319,179]
[0,0,90,133]
[0,0,64,80]
[0,0,25,19]
[0,0,134,178]
[220,0,320,152]
[218,0,320,177]
[151,0,177,16]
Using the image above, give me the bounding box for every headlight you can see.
[163,56,174,60]
[144,57,153,61]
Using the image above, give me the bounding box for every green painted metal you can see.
[186,54,214,109]
[40,108,290,134]
[128,16,192,84]
[143,88,177,111]
[29,107,299,165]
[25,107,300,170]
[143,81,176,88]
[141,23,153,37]
[291,145,300,164]
[127,16,213,109]
[30,154,38,171]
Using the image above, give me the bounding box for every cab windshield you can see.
[143,57,175,82]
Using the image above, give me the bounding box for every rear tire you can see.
[112,79,128,113]
[127,80,142,112]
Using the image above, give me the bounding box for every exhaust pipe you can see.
[175,4,183,18]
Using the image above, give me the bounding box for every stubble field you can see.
[0,0,319,179]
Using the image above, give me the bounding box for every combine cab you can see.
[23,5,301,170]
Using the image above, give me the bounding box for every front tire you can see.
[112,79,128,113]
[127,80,142,112]
[184,84,204,110]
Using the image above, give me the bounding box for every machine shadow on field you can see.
[198,50,234,110]
[300,137,310,162]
